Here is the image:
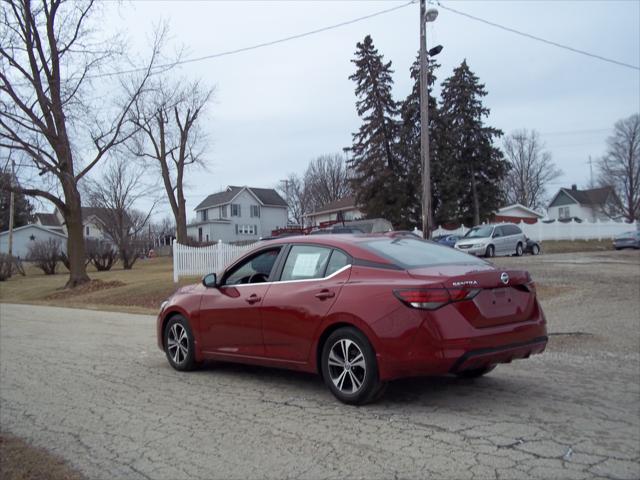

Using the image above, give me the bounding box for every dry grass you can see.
[0,433,84,480]
[540,239,613,254]
[0,243,610,315]
[0,257,197,315]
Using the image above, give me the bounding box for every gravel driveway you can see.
[1,250,639,479]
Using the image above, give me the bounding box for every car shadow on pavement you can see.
[190,361,542,408]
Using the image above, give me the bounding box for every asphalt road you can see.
[1,251,639,479]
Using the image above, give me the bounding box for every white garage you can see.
[0,224,68,259]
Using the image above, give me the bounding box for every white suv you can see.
[454,223,527,258]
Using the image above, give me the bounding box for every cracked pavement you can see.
[1,251,639,479]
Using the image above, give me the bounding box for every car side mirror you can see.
[202,273,218,288]
[492,233,498,238]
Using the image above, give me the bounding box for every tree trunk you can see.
[471,171,480,226]
[175,198,188,244]
[63,190,90,288]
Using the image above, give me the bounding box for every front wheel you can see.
[515,243,524,256]
[164,315,198,371]
[531,244,540,255]
[485,245,495,258]
[321,327,384,405]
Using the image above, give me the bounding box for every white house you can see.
[187,186,288,243]
[494,203,545,224]
[0,224,67,259]
[304,196,363,227]
[547,185,622,222]
[38,207,115,242]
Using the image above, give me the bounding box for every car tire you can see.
[485,245,495,258]
[164,315,198,372]
[321,327,384,405]
[456,365,496,379]
[531,244,540,255]
[515,243,523,256]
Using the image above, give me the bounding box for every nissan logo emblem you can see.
[500,272,509,284]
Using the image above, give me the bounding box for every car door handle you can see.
[315,290,335,300]
[245,294,262,304]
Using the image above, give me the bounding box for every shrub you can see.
[86,239,118,271]
[27,239,61,275]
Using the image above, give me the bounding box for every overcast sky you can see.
[103,0,640,219]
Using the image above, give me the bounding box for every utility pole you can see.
[8,158,15,261]
[420,2,441,239]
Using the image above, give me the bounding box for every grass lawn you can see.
[0,240,619,315]
[539,239,614,254]
[0,257,197,315]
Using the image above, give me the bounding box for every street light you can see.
[419,2,441,240]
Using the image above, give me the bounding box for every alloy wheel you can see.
[167,323,189,365]
[328,339,366,394]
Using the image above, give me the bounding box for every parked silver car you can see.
[454,223,527,258]
[613,230,640,250]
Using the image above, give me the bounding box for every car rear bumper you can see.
[376,302,548,381]
[449,336,548,373]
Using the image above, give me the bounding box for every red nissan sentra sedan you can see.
[157,233,547,404]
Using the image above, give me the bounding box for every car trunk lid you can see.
[408,264,536,328]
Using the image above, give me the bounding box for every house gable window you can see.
[231,204,241,217]
[250,205,260,218]
[559,206,570,219]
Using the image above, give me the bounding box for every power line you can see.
[539,128,610,136]
[80,1,415,80]
[437,3,640,71]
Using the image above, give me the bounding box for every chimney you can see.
[571,184,577,191]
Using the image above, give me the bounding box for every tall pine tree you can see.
[347,35,404,224]
[397,56,445,228]
[439,60,508,225]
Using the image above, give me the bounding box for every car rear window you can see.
[361,237,487,268]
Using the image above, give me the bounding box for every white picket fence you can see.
[173,240,256,282]
[432,219,638,242]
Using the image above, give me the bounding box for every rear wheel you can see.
[531,244,540,255]
[456,365,496,379]
[485,245,495,258]
[515,243,524,256]
[321,327,384,405]
[164,315,198,371]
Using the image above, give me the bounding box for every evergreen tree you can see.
[347,35,403,224]
[0,171,34,231]
[438,60,509,225]
[397,56,443,228]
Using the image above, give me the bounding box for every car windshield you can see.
[464,226,494,239]
[362,237,486,269]
[617,231,637,239]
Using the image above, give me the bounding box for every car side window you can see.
[325,250,350,276]
[223,248,281,285]
[511,225,523,235]
[493,227,502,238]
[280,245,331,281]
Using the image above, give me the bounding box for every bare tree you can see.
[502,129,562,211]
[84,158,157,269]
[0,0,163,287]
[304,153,353,211]
[130,78,213,243]
[277,173,311,227]
[597,114,640,222]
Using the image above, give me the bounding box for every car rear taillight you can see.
[393,288,480,310]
